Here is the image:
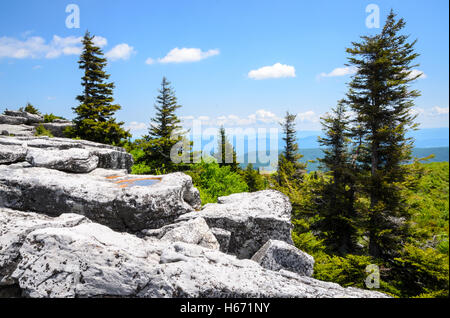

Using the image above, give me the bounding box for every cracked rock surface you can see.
[251,239,315,277]
[0,208,388,298]
[178,190,294,259]
[0,166,201,232]
[0,133,389,298]
[0,136,133,172]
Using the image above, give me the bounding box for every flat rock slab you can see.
[178,190,294,259]
[0,166,201,232]
[3,110,43,124]
[0,208,389,298]
[0,124,35,137]
[31,122,74,138]
[0,145,28,164]
[0,136,133,172]
[26,148,99,173]
[0,115,28,125]
[251,239,315,277]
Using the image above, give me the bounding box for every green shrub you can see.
[390,244,449,298]
[34,125,54,137]
[43,113,65,123]
[21,103,41,115]
[186,159,249,205]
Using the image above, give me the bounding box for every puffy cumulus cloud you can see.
[0,34,108,59]
[125,121,147,131]
[248,63,296,80]
[105,43,136,61]
[149,47,219,64]
[318,66,358,79]
[0,36,49,59]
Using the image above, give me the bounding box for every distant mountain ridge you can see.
[240,147,450,172]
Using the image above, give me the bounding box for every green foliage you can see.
[242,163,267,192]
[214,126,239,172]
[390,244,449,298]
[406,162,449,244]
[43,113,65,123]
[314,254,375,288]
[20,102,41,115]
[137,77,191,173]
[345,10,421,260]
[34,125,53,137]
[186,159,248,204]
[68,30,130,146]
[275,112,306,185]
[317,100,359,255]
[281,111,302,165]
[282,162,449,298]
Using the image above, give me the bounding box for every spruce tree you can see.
[21,102,40,115]
[345,10,420,259]
[69,30,130,145]
[139,77,189,172]
[243,163,266,192]
[317,100,358,255]
[277,111,306,184]
[215,126,238,172]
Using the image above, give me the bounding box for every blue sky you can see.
[0,0,448,138]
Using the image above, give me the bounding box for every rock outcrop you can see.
[0,134,389,298]
[178,190,293,259]
[251,240,315,277]
[0,136,133,172]
[0,165,201,232]
[0,208,388,298]
[0,110,73,137]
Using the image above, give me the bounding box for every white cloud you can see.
[253,109,279,123]
[105,43,135,61]
[431,106,449,115]
[126,121,147,131]
[151,47,219,64]
[0,34,108,59]
[405,69,427,80]
[145,57,155,65]
[318,66,358,79]
[32,65,42,70]
[181,109,288,127]
[297,110,319,122]
[248,63,296,80]
[92,36,108,48]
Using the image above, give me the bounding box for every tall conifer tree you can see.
[317,100,358,254]
[345,11,420,259]
[139,77,189,172]
[215,126,238,172]
[277,112,306,184]
[69,31,130,145]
